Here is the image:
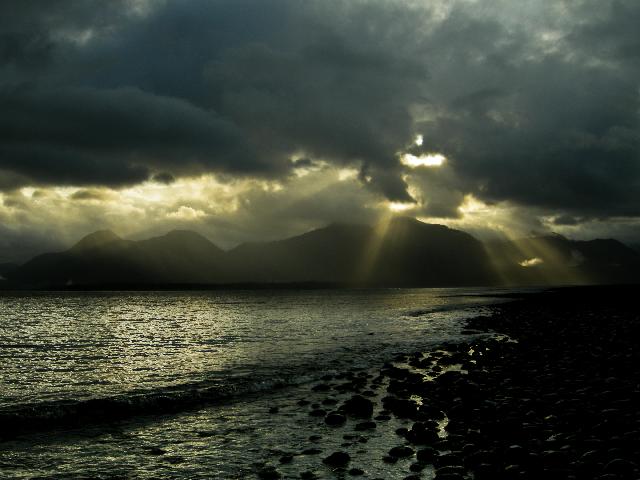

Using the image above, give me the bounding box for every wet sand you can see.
[257,286,640,479]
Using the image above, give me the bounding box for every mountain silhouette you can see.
[5,218,640,288]
[0,263,17,279]
[227,218,496,286]
[486,234,640,285]
[8,230,227,287]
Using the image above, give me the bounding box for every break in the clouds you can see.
[0,0,639,259]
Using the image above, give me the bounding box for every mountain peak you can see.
[71,230,121,252]
[163,229,209,241]
[143,229,224,254]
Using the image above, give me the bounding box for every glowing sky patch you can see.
[388,202,415,212]
[520,257,544,267]
[401,153,446,168]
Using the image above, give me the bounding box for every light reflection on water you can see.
[0,289,505,409]
[0,288,518,479]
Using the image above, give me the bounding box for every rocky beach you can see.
[255,286,640,479]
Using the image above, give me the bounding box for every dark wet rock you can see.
[433,439,450,451]
[395,427,409,436]
[382,455,398,464]
[410,462,426,472]
[257,466,281,479]
[403,475,421,480]
[435,465,466,476]
[357,436,368,443]
[419,404,445,419]
[504,444,529,465]
[603,458,638,477]
[348,467,364,476]
[382,396,419,418]
[354,421,376,431]
[312,383,331,392]
[434,453,463,468]
[416,447,438,463]
[340,395,374,418]
[147,447,167,455]
[279,455,293,464]
[461,443,477,456]
[309,408,327,417]
[434,474,464,480]
[542,450,569,468]
[466,449,499,466]
[308,435,322,442]
[389,446,415,458]
[374,414,391,421]
[268,406,279,414]
[406,421,440,445]
[322,398,338,406]
[325,413,347,426]
[323,451,350,468]
[300,471,318,479]
[301,448,322,455]
[297,399,311,406]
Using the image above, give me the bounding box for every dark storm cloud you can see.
[0,0,639,219]
[152,172,176,185]
[0,0,428,197]
[0,85,265,187]
[412,1,640,218]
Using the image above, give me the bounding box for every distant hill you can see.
[5,219,640,288]
[486,234,640,285]
[227,218,496,286]
[7,230,228,287]
[0,263,18,279]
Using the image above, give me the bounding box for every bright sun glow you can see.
[415,134,423,146]
[520,257,544,267]
[401,153,446,168]
[388,202,414,212]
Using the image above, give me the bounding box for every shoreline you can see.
[253,286,640,479]
[1,286,638,478]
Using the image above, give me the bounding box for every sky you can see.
[1,0,639,262]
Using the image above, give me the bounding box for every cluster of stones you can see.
[259,288,640,479]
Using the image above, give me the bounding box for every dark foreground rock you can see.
[419,286,640,480]
[322,451,350,468]
[263,286,640,479]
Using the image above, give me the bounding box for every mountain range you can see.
[2,217,640,288]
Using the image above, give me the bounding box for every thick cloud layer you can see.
[0,0,639,255]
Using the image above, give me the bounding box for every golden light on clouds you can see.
[167,206,207,220]
[400,153,446,168]
[414,134,423,146]
[338,168,359,181]
[388,202,415,212]
[458,194,490,215]
[520,257,544,267]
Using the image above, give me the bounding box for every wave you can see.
[0,371,315,440]
[0,302,499,440]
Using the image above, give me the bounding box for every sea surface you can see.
[0,288,525,479]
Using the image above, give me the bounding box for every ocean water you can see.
[0,288,519,479]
